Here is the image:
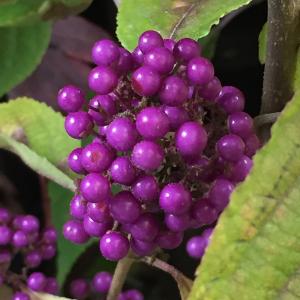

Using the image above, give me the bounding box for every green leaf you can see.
[0,98,79,170]
[258,23,267,64]
[49,182,93,285]
[188,90,300,299]
[0,22,51,96]
[117,0,251,50]
[0,0,92,26]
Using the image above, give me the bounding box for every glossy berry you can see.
[192,198,218,226]
[87,201,111,223]
[138,30,163,54]
[165,213,190,232]
[163,38,176,52]
[159,183,192,215]
[144,47,175,74]
[245,134,260,157]
[27,272,46,291]
[65,112,93,139]
[92,39,120,66]
[12,230,28,248]
[173,38,201,63]
[70,279,90,299]
[198,76,222,101]
[159,75,189,106]
[132,66,161,97]
[57,85,85,112]
[187,57,214,86]
[20,215,39,233]
[132,141,164,171]
[106,117,138,151]
[122,289,144,300]
[216,134,245,162]
[228,112,254,138]
[92,271,112,293]
[132,175,159,203]
[83,215,112,237]
[217,86,245,113]
[70,195,87,220]
[136,107,170,139]
[132,46,144,66]
[12,292,30,300]
[40,243,56,260]
[176,121,208,157]
[131,238,155,256]
[110,191,141,224]
[0,225,12,245]
[100,231,129,261]
[229,155,253,182]
[162,106,189,131]
[130,213,159,242]
[81,142,114,173]
[63,220,89,244]
[186,229,212,259]
[156,230,183,250]
[80,173,110,203]
[110,156,136,185]
[42,227,57,244]
[89,66,118,94]
[68,148,85,174]
[115,48,133,74]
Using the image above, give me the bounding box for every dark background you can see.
[0,1,267,298]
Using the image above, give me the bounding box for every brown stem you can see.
[107,255,135,300]
[260,0,300,140]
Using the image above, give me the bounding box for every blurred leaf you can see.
[49,182,93,285]
[258,23,267,64]
[28,290,74,300]
[9,16,111,110]
[117,0,252,50]
[0,0,92,26]
[188,90,300,299]
[0,21,51,97]
[0,98,79,170]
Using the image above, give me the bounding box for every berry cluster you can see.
[69,272,143,300]
[0,208,58,299]
[58,30,260,262]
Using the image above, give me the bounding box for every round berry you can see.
[229,155,253,182]
[83,215,112,237]
[115,48,133,75]
[57,85,85,112]
[110,156,136,185]
[162,106,189,131]
[92,272,112,293]
[92,39,120,66]
[198,76,222,101]
[156,230,183,250]
[100,231,129,261]
[68,148,85,174]
[132,175,159,204]
[163,38,176,52]
[132,141,164,171]
[65,111,93,139]
[216,134,245,162]
[130,238,156,256]
[40,243,56,260]
[217,86,245,114]
[106,117,138,151]
[110,191,141,224]
[42,227,57,244]
[131,213,159,242]
[132,46,144,66]
[63,220,89,244]
[165,213,190,232]
[20,215,39,233]
[88,66,118,94]
[87,201,111,223]
[132,66,161,97]
[192,198,218,226]
[122,289,144,300]
[44,277,59,295]
[245,134,260,157]
[138,30,163,54]
[12,230,28,248]
[27,272,46,291]
[136,107,170,140]
[187,57,214,86]
[24,250,42,268]
[0,225,12,245]
[175,121,208,157]
[80,173,110,203]
[228,112,254,138]
[70,279,90,299]
[159,183,192,215]
[70,195,87,220]
[174,38,201,63]
[159,75,189,106]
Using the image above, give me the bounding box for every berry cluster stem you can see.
[260,0,300,140]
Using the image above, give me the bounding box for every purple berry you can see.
[65,111,93,139]
[40,243,56,260]
[136,107,170,139]
[130,213,159,242]
[92,271,112,293]
[12,292,30,300]
[131,238,156,256]
[88,66,118,94]
[27,272,46,291]
[174,38,201,63]
[63,220,89,244]
[156,229,183,249]
[159,183,192,215]
[165,213,190,232]
[107,117,138,151]
[92,39,120,66]
[115,48,133,74]
[0,225,12,245]
[138,30,163,54]
[175,121,207,157]
[187,57,214,86]
[57,85,85,112]
[24,250,42,268]
[70,195,87,220]
[186,229,213,259]
[192,198,218,226]
[216,134,245,162]
[68,148,85,174]
[245,134,260,157]
[132,66,161,97]
[209,178,235,212]
[83,215,112,237]
[87,201,111,223]
[132,47,144,66]
[70,279,90,299]
[144,47,175,74]
[110,156,136,185]
[122,289,144,300]
[44,277,59,295]
[80,173,110,203]
[229,155,253,182]
[217,86,245,114]
[12,230,28,248]
[132,175,159,204]
[0,208,11,224]
[132,141,164,171]
[42,227,57,244]
[159,75,189,106]
[110,191,141,224]
[162,106,189,131]
[20,215,39,233]
[198,76,222,101]
[228,112,254,138]
[100,231,129,261]
[163,38,176,52]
